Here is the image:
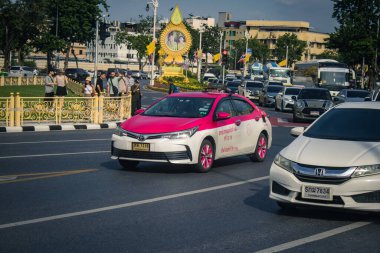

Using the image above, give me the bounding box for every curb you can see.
[0,122,119,133]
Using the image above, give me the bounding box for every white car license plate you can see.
[310,111,320,116]
[302,185,332,201]
[132,142,150,152]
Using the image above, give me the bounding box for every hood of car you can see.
[120,115,204,134]
[281,135,380,167]
[300,99,329,108]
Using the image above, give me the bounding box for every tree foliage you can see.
[273,33,307,65]
[232,37,270,66]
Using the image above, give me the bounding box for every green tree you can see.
[316,49,340,61]
[328,0,379,88]
[202,25,222,70]
[232,37,270,70]
[273,33,307,66]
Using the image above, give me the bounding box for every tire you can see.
[118,159,139,169]
[195,139,214,173]
[250,133,268,162]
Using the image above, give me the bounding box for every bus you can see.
[293,59,355,96]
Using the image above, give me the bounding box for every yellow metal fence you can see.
[0,93,131,127]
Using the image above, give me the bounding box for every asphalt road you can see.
[0,81,379,253]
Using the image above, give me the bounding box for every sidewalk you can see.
[0,122,119,133]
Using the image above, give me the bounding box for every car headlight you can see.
[115,126,128,136]
[274,154,294,172]
[295,100,305,108]
[160,126,198,140]
[352,164,380,177]
[284,97,292,102]
[325,101,334,109]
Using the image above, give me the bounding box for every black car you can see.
[258,85,283,107]
[293,88,333,122]
[226,80,241,94]
[65,68,89,83]
[334,89,370,104]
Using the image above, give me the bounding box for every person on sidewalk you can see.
[44,70,55,108]
[131,80,142,116]
[55,71,69,97]
[107,71,119,97]
[83,77,95,97]
[168,78,179,94]
[118,71,128,96]
[96,73,106,96]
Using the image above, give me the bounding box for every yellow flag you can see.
[244,53,251,63]
[278,59,287,67]
[197,49,203,58]
[146,41,155,55]
[158,49,165,56]
[213,53,221,63]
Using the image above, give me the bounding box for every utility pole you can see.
[147,0,159,86]
[94,19,99,84]
[219,31,223,65]
[197,30,203,82]
[243,30,249,77]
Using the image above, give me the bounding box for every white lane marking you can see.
[0,139,110,145]
[253,221,372,253]
[0,176,269,229]
[0,151,109,159]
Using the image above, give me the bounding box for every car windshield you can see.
[10,67,21,70]
[320,71,349,86]
[269,69,290,78]
[285,88,301,95]
[298,89,331,100]
[227,82,240,88]
[267,86,283,93]
[143,97,214,118]
[347,90,370,98]
[304,108,380,141]
[246,82,263,88]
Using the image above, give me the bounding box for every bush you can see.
[22,60,37,68]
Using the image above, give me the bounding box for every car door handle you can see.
[235,120,241,126]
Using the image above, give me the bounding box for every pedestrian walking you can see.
[127,72,135,90]
[83,77,95,97]
[96,72,106,95]
[168,78,179,94]
[131,80,142,116]
[44,70,55,108]
[55,71,68,97]
[118,71,128,96]
[107,71,119,97]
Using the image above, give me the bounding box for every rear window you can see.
[285,88,301,95]
[304,108,380,141]
[298,89,331,100]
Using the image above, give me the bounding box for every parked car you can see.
[8,66,36,77]
[275,86,303,112]
[111,92,272,172]
[65,68,90,83]
[293,88,333,122]
[239,80,264,101]
[226,80,242,94]
[258,85,283,107]
[139,71,149,79]
[270,102,380,212]
[333,89,371,104]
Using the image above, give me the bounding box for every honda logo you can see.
[315,168,326,177]
[138,135,146,142]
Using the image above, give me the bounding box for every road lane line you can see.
[0,139,110,145]
[253,221,372,253]
[0,169,97,184]
[0,176,269,229]
[0,151,109,159]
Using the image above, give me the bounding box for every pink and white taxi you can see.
[111,92,272,172]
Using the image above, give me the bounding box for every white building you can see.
[87,21,140,65]
[186,16,215,30]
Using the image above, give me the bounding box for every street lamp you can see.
[197,29,204,82]
[146,0,158,86]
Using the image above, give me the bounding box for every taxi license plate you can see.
[132,143,150,152]
[302,185,332,201]
[310,111,320,116]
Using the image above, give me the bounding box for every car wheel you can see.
[250,133,267,162]
[118,159,139,169]
[195,139,214,173]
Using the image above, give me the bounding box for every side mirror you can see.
[290,127,304,137]
[216,112,231,120]
[135,108,145,115]
[291,95,297,100]
[333,97,340,102]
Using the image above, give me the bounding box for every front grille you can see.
[294,174,350,185]
[112,148,190,161]
[272,181,290,196]
[352,191,380,203]
[296,194,345,205]
[124,131,167,140]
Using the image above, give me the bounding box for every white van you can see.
[8,66,36,77]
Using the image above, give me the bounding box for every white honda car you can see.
[270,102,380,212]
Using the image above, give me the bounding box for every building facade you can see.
[219,12,329,62]
[185,16,215,30]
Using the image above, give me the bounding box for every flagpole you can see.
[243,30,249,78]
[285,45,288,68]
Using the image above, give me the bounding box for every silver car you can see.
[275,86,302,112]
[239,81,264,101]
[293,88,334,122]
[8,66,35,77]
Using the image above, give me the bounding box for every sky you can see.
[105,0,338,33]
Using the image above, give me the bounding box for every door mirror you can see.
[216,112,231,120]
[291,95,297,100]
[290,127,304,137]
[135,108,145,115]
[333,97,340,102]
